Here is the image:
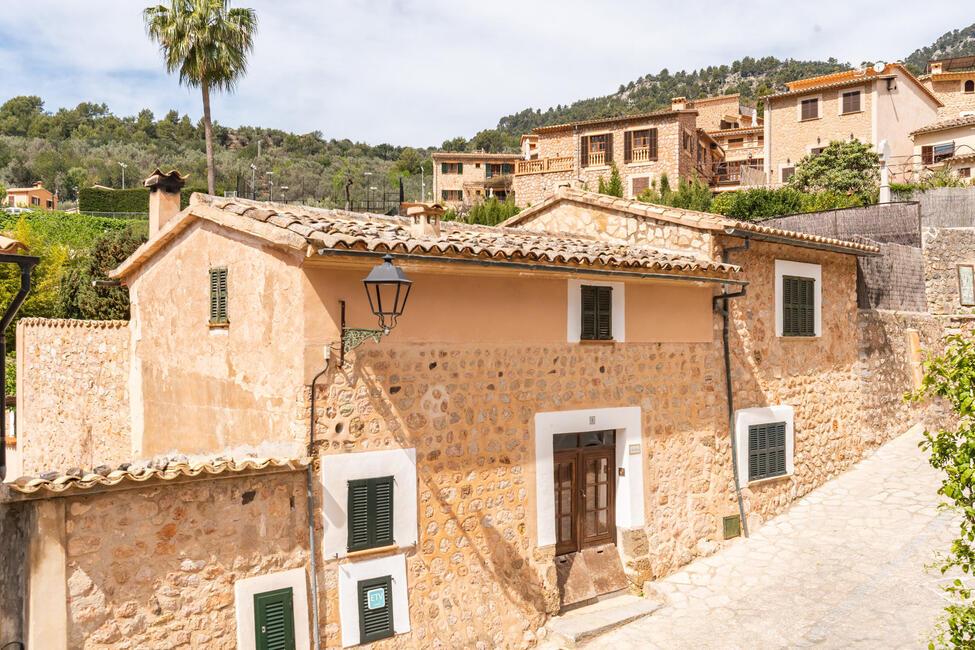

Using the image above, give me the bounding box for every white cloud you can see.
[0,0,972,146]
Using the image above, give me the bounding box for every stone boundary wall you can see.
[856,310,956,446]
[921,227,975,315]
[16,319,132,476]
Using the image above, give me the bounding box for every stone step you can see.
[545,594,663,647]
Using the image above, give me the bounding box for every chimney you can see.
[671,97,687,111]
[406,203,444,238]
[930,61,943,74]
[145,168,187,237]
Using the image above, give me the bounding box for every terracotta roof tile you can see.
[186,194,739,275]
[910,115,975,136]
[6,455,305,497]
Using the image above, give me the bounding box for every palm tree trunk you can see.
[201,83,216,195]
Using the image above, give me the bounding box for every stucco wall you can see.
[922,226,975,314]
[60,469,308,648]
[17,319,132,476]
[876,73,941,179]
[128,220,307,457]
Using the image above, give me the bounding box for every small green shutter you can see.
[441,189,448,201]
[254,587,295,650]
[580,285,612,341]
[347,476,395,552]
[209,267,228,324]
[748,421,787,481]
[358,576,394,643]
[441,162,448,174]
[457,190,463,200]
[782,275,815,337]
[457,162,463,174]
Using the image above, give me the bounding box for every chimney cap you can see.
[144,168,187,193]
[406,203,444,218]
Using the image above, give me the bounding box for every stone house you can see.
[909,115,975,182]
[918,56,975,119]
[709,126,765,192]
[511,98,727,207]
[430,152,522,209]
[5,181,57,210]
[2,170,951,649]
[762,63,943,185]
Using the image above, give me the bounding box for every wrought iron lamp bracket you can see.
[342,327,384,353]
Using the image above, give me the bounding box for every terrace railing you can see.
[515,156,574,175]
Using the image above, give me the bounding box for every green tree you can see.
[393,147,421,175]
[907,334,975,647]
[788,139,880,196]
[470,129,507,153]
[441,136,467,152]
[332,158,360,211]
[0,183,5,205]
[638,173,712,212]
[58,226,146,320]
[144,0,258,194]
[597,162,624,197]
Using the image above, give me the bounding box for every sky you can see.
[0,1,972,147]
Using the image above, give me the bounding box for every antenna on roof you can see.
[873,62,886,74]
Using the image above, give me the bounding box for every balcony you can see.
[515,157,574,175]
[630,147,655,163]
[713,160,765,186]
[587,151,606,167]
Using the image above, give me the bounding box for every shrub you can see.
[442,196,521,227]
[78,186,206,213]
[788,139,880,198]
[711,186,871,221]
[638,173,712,212]
[58,225,147,320]
[597,162,624,198]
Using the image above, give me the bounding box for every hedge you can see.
[79,187,207,213]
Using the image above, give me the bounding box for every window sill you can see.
[840,110,863,116]
[578,339,616,345]
[625,160,658,165]
[345,543,401,560]
[747,472,793,487]
[798,117,821,122]
[208,321,229,329]
[778,335,819,340]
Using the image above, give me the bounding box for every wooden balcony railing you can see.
[630,147,655,163]
[515,156,574,175]
[587,151,606,167]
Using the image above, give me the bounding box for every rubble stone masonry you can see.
[922,227,975,315]
[16,319,132,476]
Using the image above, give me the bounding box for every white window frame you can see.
[774,259,822,338]
[321,448,418,559]
[534,406,645,547]
[234,568,311,650]
[567,279,625,342]
[797,94,822,121]
[338,553,410,647]
[734,405,795,485]
[838,87,864,115]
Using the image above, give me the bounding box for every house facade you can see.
[910,115,975,182]
[2,171,952,649]
[431,151,522,209]
[919,56,975,119]
[762,63,942,184]
[5,181,57,210]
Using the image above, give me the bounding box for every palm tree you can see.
[144,0,257,195]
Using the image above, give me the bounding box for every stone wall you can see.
[61,469,307,648]
[16,319,132,476]
[512,169,574,208]
[925,77,975,118]
[922,227,975,314]
[856,310,954,445]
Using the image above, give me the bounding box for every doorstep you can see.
[545,593,663,647]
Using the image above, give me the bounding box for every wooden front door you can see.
[553,432,616,555]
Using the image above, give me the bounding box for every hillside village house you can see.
[431,151,522,209]
[761,62,943,185]
[919,56,975,119]
[2,166,951,649]
[910,115,975,181]
[5,181,57,210]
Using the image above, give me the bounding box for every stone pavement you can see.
[580,426,960,649]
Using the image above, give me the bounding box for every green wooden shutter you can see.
[596,286,612,340]
[748,422,787,481]
[254,587,295,650]
[358,576,394,643]
[441,162,447,174]
[580,285,597,340]
[457,162,463,174]
[348,479,372,551]
[347,476,395,552]
[209,268,228,324]
[783,275,814,337]
[441,190,448,201]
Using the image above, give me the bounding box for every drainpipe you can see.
[306,360,330,650]
[0,253,39,481]
[714,237,750,537]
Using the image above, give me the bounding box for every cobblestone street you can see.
[582,426,959,649]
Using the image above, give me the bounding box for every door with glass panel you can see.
[553,431,616,555]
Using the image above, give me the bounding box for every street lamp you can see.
[118,162,127,189]
[364,172,373,210]
[280,186,289,203]
[338,253,412,364]
[250,164,257,200]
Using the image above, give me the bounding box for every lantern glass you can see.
[362,254,412,331]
